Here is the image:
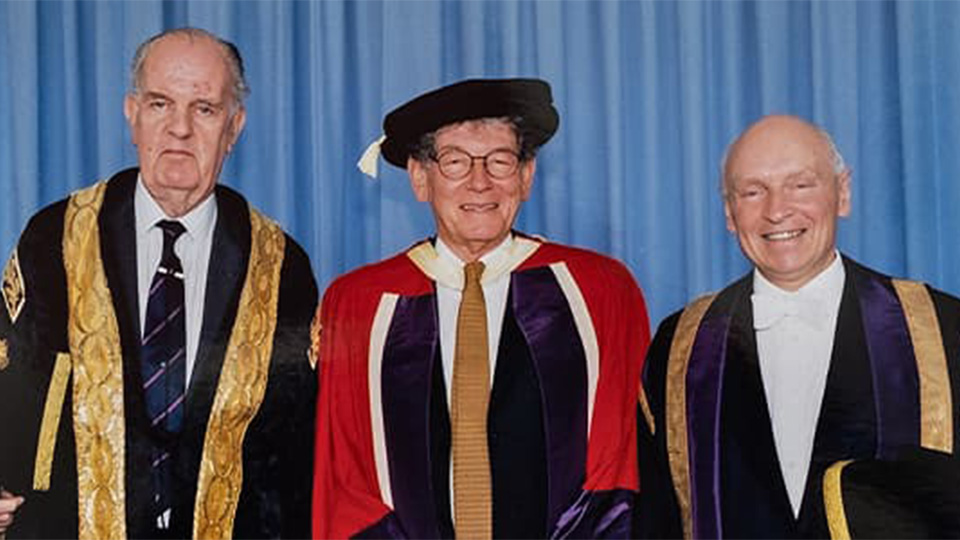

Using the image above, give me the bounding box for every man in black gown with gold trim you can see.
[0,28,317,538]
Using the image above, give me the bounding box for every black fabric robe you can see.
[637,257,960,538]
[0,168,317,538]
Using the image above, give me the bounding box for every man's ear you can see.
[837,168,852,218]
[227,106,247,151]
[408,157,431,202]
[724,197,737,233]
[123,94,138,143]
[519,158,536,201]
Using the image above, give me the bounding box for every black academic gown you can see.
[0,168,317,538]
[637,257,960,538]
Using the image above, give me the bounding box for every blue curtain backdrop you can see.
[1,0,959,330]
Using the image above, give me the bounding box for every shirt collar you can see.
[753,250,845,303]
[408,233,539,290]
[134,174,217,240]
[435,235,514,270]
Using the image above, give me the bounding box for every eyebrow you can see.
[140,91,169,101]
[139,91,224,108]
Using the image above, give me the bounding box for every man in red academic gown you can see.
[311,79,651,539]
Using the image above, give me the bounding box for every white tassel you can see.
[357,134,386,178]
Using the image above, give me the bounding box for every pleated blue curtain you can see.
[1,0,958,328]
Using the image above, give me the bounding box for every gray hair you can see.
[720,121,847,198]
[130,27,250,107]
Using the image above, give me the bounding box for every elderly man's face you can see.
[124,34,246,217]
[723,116,851,291]
[408,119,535,262]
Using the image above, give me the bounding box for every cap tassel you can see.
[357,135,386,178]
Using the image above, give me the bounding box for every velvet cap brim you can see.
[380,78,559,168]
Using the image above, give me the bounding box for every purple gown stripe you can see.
[854,271,921,458]
[686,316,730,539]
[379,294,441,538]
[512,268,588,528]
[354,512,409,539]
[550,488,635,539]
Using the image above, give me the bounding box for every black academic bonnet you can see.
[826,449,960,538]
[380,78,560,168]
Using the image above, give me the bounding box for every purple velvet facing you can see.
[550,488,636,539]
[679,268,924,538]
[854,272,921,458]
[686,316,731,539]
[375,267,621,537]
[353,512,409,539]
[380,294,441,538]
[512,268,590,529]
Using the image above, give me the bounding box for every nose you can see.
[763,188,793,222]
[167,107,193,139]
[465,158,493,191]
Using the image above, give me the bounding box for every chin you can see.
[467,228,510,243]
[158,172,204,190]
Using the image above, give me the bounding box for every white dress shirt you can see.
[435,236,513,402]
[751,252,845,517]
[135,177,216,387]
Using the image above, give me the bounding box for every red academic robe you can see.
[311,236,650,538]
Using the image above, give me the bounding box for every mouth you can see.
[762,228,805,241]
[460,203,498,213]
[161,149,195,158]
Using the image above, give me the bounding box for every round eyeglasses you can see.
[431,148,521,180]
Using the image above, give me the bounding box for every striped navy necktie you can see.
[141,219,187,433]
[141,219,186,529]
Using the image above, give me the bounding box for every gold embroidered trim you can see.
[308,310,321,370]
[63,180,127,539]
[666,293,717,540]
[34,352,72,491]
[638,383,655,436]
[2,248,25,324]
[823,459,854,540]
[0,338,7,371]
[892,280,953,453]
[193,208,285,539]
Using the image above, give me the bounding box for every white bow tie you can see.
[751,294,827,331]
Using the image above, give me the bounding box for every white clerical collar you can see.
[134,174,217,241]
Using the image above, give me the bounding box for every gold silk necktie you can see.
[452,261,492,539]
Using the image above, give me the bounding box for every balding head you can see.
[722,115,846,198]
[721,115,852,291]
